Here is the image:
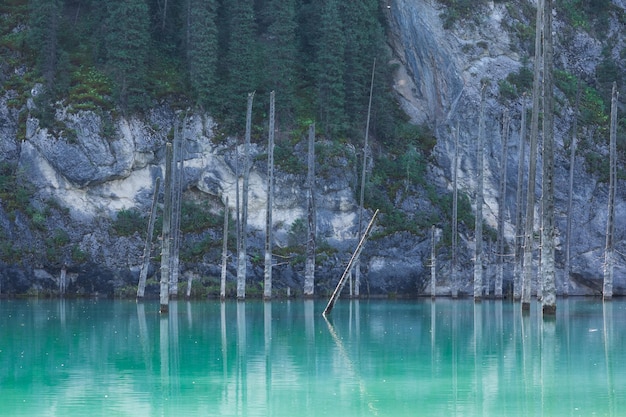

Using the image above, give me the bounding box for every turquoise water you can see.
[0,298,624,416]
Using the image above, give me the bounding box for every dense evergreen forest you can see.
[1,0,416,143]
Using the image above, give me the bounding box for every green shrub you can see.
[180,201,221,233]
[112,208,145,237]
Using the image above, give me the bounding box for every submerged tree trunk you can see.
[160,143,173,313]
[170,121,184,299]
[304,123,316,297]
[564,83,581,297]
[237,92,254,300]
[522,0,544,311]
[355,60,376,299]
[513,96,527,301]
[138,176,161,299]
[264,91,276,300]
[603,82,619,301]
[474,85,486,302]
[496,109,510,299]
[541,0,556,316]
[431,225,437,298]
[451,122,460,298]
[220,196,229,300]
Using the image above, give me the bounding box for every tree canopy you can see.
[14,0,398,140]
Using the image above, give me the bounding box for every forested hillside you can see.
[1,0,408,139]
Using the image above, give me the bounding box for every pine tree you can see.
[340,0,385,134]
[185,0,218,108]
[223,0,259,126]
[263,0,297,119]
[315,0,347,137]
[28,0,62,90]
[105,0,151,112]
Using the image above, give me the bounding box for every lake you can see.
[0,298,624,416]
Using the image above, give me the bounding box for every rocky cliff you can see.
[1,0,625,297]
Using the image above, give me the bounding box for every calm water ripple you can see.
[0,298,624,416]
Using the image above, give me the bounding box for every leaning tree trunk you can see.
[496,109,510,299]
[355,60,376,299]
[137,176,161,299]
[264,91,276,300]
[603,82,619,301]
[220,196,229,300]
[451,122,460,298]
[160,143,173,313]
[522,0,543,311]
[474,85,486,302]
[541,0,556,316]
[513,95,527,301]
[564,83,581,297]
[303,123,316,297]
[237,92,254,300]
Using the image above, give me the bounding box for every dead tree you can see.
[496,109,510,298]
[303,123,316,297]
[523,0,543,311]
[355,60,376,298]
[451,122,460,298]
[237,92,254,300]
[513,96,527,300]
[137,176,161,299]
[431,225,437,298]
[323,210,379,316]
[171,120,184,299]
[542,0,556,316]
[474,85,486,302]
[160,143,173,313]
[264,91,276,300]
[220,196,229,300]
[603,82,619,301]
[564,83,581,297]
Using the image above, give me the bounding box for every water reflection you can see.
[0,298,625,416]
[603,301,615,416]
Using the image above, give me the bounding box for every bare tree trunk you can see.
[220,196,229,300]
[59,265,67,296]
[513,96,527,300]
[541,0,556,316]
[523,0,544,311]
[431,225,437,298]
[564,83,581,297]
[355,60,376,299]
[160,143,173,313]
[264,91,276,300]
[603,82,619,301]
[474,85,486,302]
[237,92,254,300]
[304,123,316,297]
[496,109,510,298]
[451,122,460,298]
[170,121,184,299]
[323,210,379,316]
[138,176,161,299]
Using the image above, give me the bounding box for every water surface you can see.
[0,298,624,416]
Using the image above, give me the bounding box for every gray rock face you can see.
[389,0,626,294]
